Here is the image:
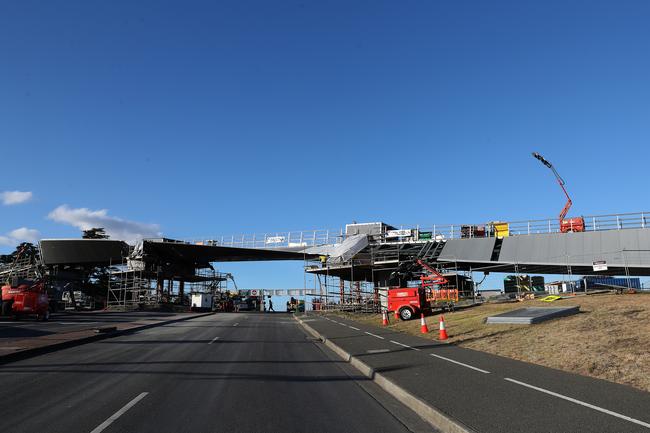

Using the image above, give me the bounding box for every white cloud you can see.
[1,191,33,205]
[48,205,161,244]
[0,227,41,246]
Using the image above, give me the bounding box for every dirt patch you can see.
[331,293,650,393]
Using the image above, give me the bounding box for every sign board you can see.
[250,289,259,297]
[386,229,412,238]
[238,290,250,296]
[265,236,285,244]
[593,260,608,272]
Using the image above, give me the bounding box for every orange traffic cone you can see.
[382,311,389,326]
[439,315,449,340]
[394,310,400,320]
[420,313,429,334]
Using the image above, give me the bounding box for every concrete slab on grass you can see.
[486,306,580,324]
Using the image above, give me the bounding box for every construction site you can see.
[2,154,650,433]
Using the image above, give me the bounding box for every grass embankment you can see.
[332,294,650,393]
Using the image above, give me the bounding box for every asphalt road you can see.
[0,313,430,433]
[0,311,190,340]
[305,314,650,433]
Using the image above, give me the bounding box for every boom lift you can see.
[387,259,457,320]
[1,244,50,320]
[532,152,585,233]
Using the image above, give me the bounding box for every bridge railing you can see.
[184,228,345,249]
[399,211,649,241]
[185,211,648,248]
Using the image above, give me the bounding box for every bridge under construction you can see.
[6,210,643,312]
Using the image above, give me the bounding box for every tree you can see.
[82,228,109,239]
[0,242,39,264]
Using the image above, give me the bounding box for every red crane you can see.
[532,152,585,233]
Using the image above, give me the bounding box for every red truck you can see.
[387,286,459,320]
[1,281,50,320]
[387,259,458,320]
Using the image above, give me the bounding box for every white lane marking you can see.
[57,322,99,325]
[348,326,360,331]
[208,336,220,344]
[331,320,340,324]
[365,331,385,340]
[430,354,490,374]
[504,378,650,429]
[390,340,421,351]
[233,323,239,327]
[338,322,348,327]
[367,349,390,354]
[90,392,149,433]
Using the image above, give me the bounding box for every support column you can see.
[354,281,361,303]
[179,280,185,305]
[156,276,164,301]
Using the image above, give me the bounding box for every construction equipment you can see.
[532,152,585,233]
[387,259,458,320]
[286,297,304,313]
[1,244,50,320]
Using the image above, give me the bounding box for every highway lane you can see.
[0,311,194,340]
[308,314,650,433]
[0,313,424,433]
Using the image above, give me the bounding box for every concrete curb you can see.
[0,311,215,365]
[295,314,476,433]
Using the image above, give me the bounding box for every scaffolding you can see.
[106,259,151,311]
[0,245,42,286]
[305,238,478,313]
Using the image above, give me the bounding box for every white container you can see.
[191,293,213,309]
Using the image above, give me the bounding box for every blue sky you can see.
[1,0,649,291]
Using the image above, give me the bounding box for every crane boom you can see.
[532,152,573,222]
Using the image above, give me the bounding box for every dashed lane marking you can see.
[504,378,650,429]
[208,336,220,344]
[366,349,390,354]
[390,340,421,351]
[430,354,490,374]
[365,331,385,340]
[90,392,149,433]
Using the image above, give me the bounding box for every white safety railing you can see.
[182,228,345,249]
[181,211,649,248]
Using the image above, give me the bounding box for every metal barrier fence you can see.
[183,228,345,249]
[184,211,649,248]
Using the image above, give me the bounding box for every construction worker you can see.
[268,297,275,312]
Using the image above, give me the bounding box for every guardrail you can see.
[183,211,649,248]
[393,211,649,241]
[182,228,345,249]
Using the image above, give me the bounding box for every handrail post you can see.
[642,213,646,229]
